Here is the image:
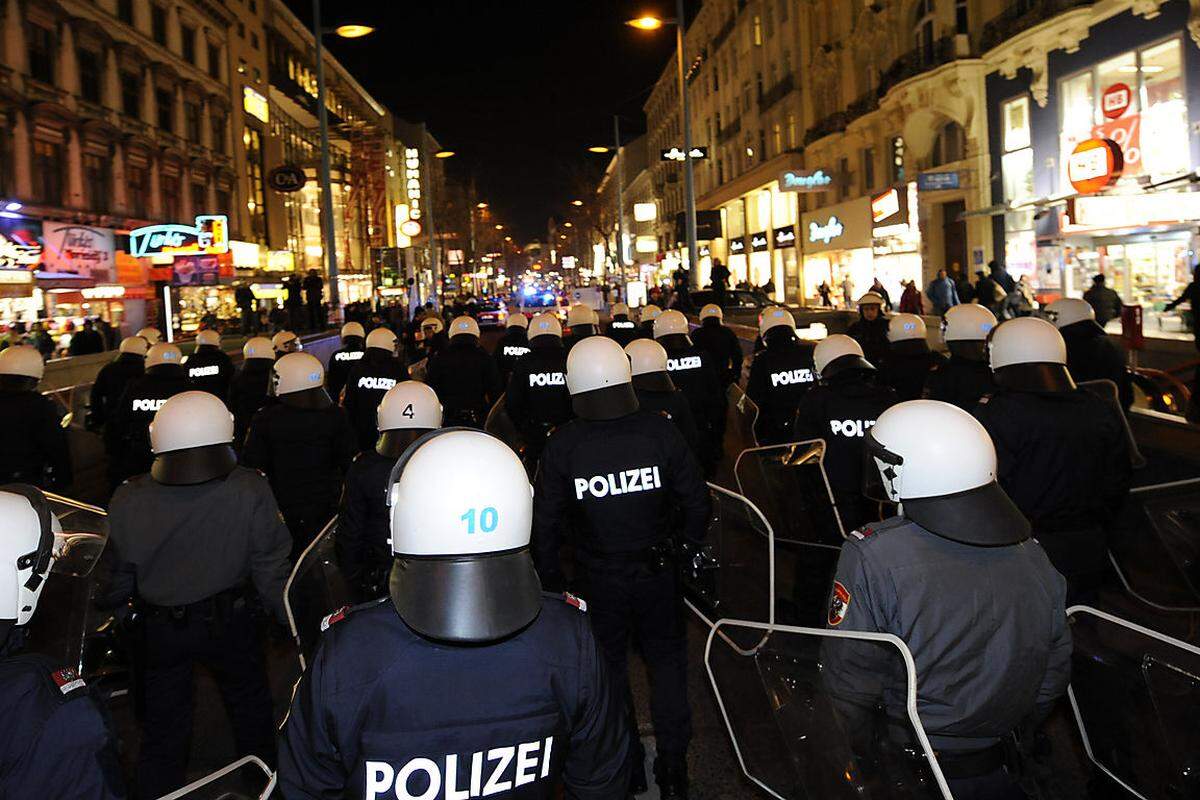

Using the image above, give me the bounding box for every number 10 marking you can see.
[461,506,499,534]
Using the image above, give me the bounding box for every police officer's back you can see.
[242,352,356,554]
[281,430,629,798]
[0,346,72,492]
[627,338,701,457]
[846,292,890,367]
[493,313,530,385]
[413,314,448,364]
[326,322,367,403]
[87,336,147,432]
[1048,297,1133,411]
[562,303,600,352]
[823,401,1070,800]
[607,302,639,347]
[229,337,275,447]
[343,328,410,451]
[107,393,291,798]
[505,313,572,466]
[533,337,708,798]
[426,316,502,427]
[654,309,728,476]
[639,304,662,338]
[338,381,441,601]
[0,486,124,799]
[184,329,234,401]
[690,304,744,388]
[105,343,188,490]
[973,318,1131,602]
[923,304,996,410]
[271,329,301,359]
[794,335,897,532]
[745,307,816,445]
[878,314,945,401]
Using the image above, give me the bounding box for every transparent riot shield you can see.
[705,620,952,800]
[1067,606,1200,799]
[156,755,276,800]
[1107,478,1200,612]
[285,517,352,671]
[484,393,525,456]
[1077,379,1147,469]
[408,357,428,382]
[728,383,761,449]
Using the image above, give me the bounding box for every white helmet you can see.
[699,303,723,321]
[378,381,442,432]
[653,309,690,339]
[814,334,872,378]
[420,316,445,334]
[857,292,885,309]
[640,304,662,323]
[759,306,796,335]
[625,338,674,392]
[988,317,1074,392]
[148,391,237,484]
[528,312,562,339]
[146,343,183,370]
[864,400,1028,545]
[1045,297,1095,329]
[943,304,997,342]
[504,313,528,329]
[243,336,274,360]
[136,327,162,345]
[119,336,149,356]
[272,330,300,354]
[567,304,594,328]
[365,327,399,353]
[611,302,630,317]
[449,316,481,339]
[887,313,926,343]
[195,329,220,347]
[341,321,366,339]
[0,485,60,626]
[0,345,44,380]
[386,429,541,642]
[566,335,638,419]
[272,352,330,408]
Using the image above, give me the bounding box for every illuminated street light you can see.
[563,221,573,228]
[476,202,488,209]
[504,236,512,242]
[625,15,668,30]
[435,150,456,159]
[587,145,611,154]
[495,224,504,230]
[334,24,374,38]
[571,199,584,206]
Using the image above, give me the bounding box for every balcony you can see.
[757,74,795,113]
[717,117,742,144]
[803,110,850,146]
[876,35,969,98]
[980,0,1092,53]
[711,14,736,51]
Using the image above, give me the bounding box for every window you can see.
[779,0,788,23]
[237,21,245,38]
[184,101,200,142]
[838,156,850,200]
[208,44,220,79]
[237,59,247,75]
[121,71,141,118]
[182,26,195,63]
[764,3,774,38]
[243,127,267,242]
[151,5,167,45]
[84,152,111,213]
[1140,39,1187,178]
[162,174,180,221]
[861,147,876,191]
[1003,95,1031,153]
[216,186,231,216]
[914,0,935,66]
[32,140,64,204]
[931,121,965,165]
[78,49,103,104]
[191,181,206,213]
[758,130,766,162]
[29,25,55,84]
[786,113,796,149]
[117,0,134,24]
[889,136,905,184]
[772,122,782,155]
[127,164,148,217]
[249,0,257,10]
[250,32,259,50]
[956,0,969,35]
[156,88,173,132]
[210,111,226,152]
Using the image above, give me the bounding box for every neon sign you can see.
[130,215,229,258]
[808,216,845,244]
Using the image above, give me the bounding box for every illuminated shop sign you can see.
[780,169,833,192]
[871,189,901,224]
[749,232,769,252]
[0,269,33,284]
[41,223,116,280]
[773,225,796,249]
[243,87,269,123]
[808,216,845,244]
[405,148,422,219]
[130,215,229,258]
[728,237,746,255]
[0,217,42,269]
[660,146,709,162]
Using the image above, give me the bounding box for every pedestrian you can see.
[342,328,410,452]
[493,313,531,385]
[869,278,892,310]
[953,265,975,305]
[504,312,572,469]
[711,257,730,304]
[425,316,503,428]
[104,343,189,491]
[235,283,257,334]
[817,281,833,307]
[899,280,923,314]
[228,337,275,447]
[1164,265,1200,421]
[68,319,105,356]
[606,302,638,347]
[284,275,304,331]
[184,329,234,402]
[672,264,691,311]
[690,303,744,388]
[975,269,1002,315]
[28,322,54,360]
[303,269,325,331]
[654,309,727,475]
[925,268,960,315]
[1083,273,1122,326]
[626,338,701,456]
[840,275,854,308]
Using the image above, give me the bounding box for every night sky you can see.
[284,1,687,242]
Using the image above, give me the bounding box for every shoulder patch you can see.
[849,525,875,541]
[320,605,351,631]
[51,667,86,695]
[977,394,992,404]
[562,592,587,612]
[828,581,851,626]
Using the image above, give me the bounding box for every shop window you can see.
[32,140,64,205]
[156,88,174,132]
[182,26,195,63]
[121,71,141,118]
[162,174,181,221]
[151,5,167,46]
[861,146,875,192]
[913,0,935,66]
[184,101,200,142]
[117,0,134,24]
[208,44,220,80]
[84,152,111,213]
[1001,96,1034,205]
[243,127,267,243]
[78,49,103,104]
[28,24,55,85]
[1140,38,1187,178]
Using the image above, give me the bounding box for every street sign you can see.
[1068,138,1124,194]
[1102,83,1132,119]
[917,171,960,191]
[268,165,308,193]
[660,146,708,162]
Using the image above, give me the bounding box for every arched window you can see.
[914,0,935,65]
[931,121,966,166]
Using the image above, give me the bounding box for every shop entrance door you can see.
[941,200,968,274]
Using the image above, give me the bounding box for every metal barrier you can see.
[156,755,276,800]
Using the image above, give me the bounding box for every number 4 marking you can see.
[460,507,499,534]
[402,403,415,418]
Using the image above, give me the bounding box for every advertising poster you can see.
[40,223,116,281]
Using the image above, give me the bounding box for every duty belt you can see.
[142,584,249,623]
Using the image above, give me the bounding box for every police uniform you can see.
[230,357,273,446]
[562,325,599,353]
[1060,319,1132,411]
[505,335,572,466]
[923,354,995,410]
[657,333,727,476]
[104,362,188,490]
[847,314,890,367]
[184,343,235,401]
[326,334,367,403]
[606,314,639,347]
[745,329,816,445]
[87,351,145,431]
[343,349,411,451]
[336,449,397,599]
[879,342,945,402]
[426,337,503,427]
[690,317,744,388]
[493,325,531,386]
[633,385,700,459]
[0,380,71,491]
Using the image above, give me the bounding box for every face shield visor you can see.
[862,428,904,504]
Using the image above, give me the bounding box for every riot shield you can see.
[705,619,952,800]
[1067,606,1200,799]
[408,357,428,382]
[484,393,525,456]
[157,755,276,800]
[1108,478,1200,612]
[728,383,761,449]
[285,517,353,670]
[1077,379,1147,469]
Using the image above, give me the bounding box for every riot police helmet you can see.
[856,292,885,310]
[449,315,481,341]
[528,312,562,340]
[148,391,237,485]
[1045,297,1096,330]
[365,327,399,355]
[625,338,674,392]
[0,484,59,629]
[145,343,183,372]
[639,304,662,325]
[504,313,528,330]
[864,399,1029,546]
[611,302,630,319]
[136,327,163,345]
[119,336,149,357]
[386,429,541,642]
[0,345,44,391]
[942,304,996,361]
[420,316,445,335]
[652,309,691,342]
[988,317,1075,392]
[566,335,639,420]
[699,303,723,322]
[195,329,220,348]
[377,381,443,457]
[271,352,332,409]
[814,334,874,379]
[340,321,366,341]
[271,330,300,356]
[758,305,796,336]
[887,313,927,343]
[243,336,274,360]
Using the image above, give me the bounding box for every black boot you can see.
[654,753,689,800]
[628,738,647,795]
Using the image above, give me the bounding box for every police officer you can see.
[229,336,275,447]
[426,315,503,427]
[0,346,72,491]
[690,303,744,388]
[272,329,300,358]
[280,429,629,798]
[326,321,367,403]
[923,304,997,410]
[1047,297,1133,411]
[533,336,709,798]
[973,317,1131,603]
[655,309,727,477]
[563,303,599,351]
[823,400,1070,800]
[846,291,890,367]
[136,326,162,345]
[0,486,124,799]
[607,301,638,347]
[415,314,448,363]
[88,336,147,432]
[505,312,572,468]
[343,327,411,452]
[493,312,530,385]
[793,335,897,533]
[626,338,700,456]
[107,392,291,798]
[105,342,188,490]
[878,313,944,401]
[338,381,441,601]
[242,352,357,555]
[745,306,816,445]
[639,303,662,337]
[184,329,234,401]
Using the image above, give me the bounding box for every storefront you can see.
[871,183,924,303]
[171,253,236,333]
[0,270,38,325]
[801,196,874,304]
[711,186,795,302]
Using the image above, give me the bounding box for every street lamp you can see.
[476,202,489,209]
[571,199,584,207]
[434,150,456,159]
[627,5,699,289]
[333,23,374,38]
[587,145,610,154]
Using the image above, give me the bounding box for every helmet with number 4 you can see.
[377,381,443,457]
